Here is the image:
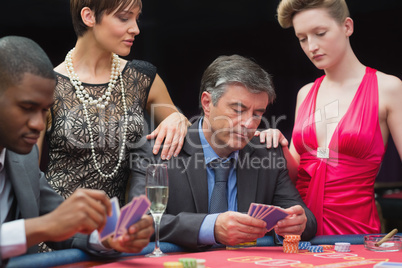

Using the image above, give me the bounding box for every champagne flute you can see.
[145,164,169,257]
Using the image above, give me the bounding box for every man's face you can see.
[0,73,55,154]
[201,84,269,157]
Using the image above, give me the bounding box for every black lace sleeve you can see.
[128,59,157,84]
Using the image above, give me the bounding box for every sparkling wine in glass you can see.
[145,164,169,257]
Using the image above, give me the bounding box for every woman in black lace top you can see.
[38,0,189,206]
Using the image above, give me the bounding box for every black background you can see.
[1,0,401,182]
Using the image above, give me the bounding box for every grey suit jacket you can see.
[0,146,90,264]
[129,118,317,250]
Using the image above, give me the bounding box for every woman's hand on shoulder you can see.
[255,128,289,148]
[146,74,191,159]
[260,82,311,150]
[146,112,190,160]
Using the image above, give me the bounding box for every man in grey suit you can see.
[0,36,153,265]
[129,55,317,250]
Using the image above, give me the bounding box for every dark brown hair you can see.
[70,0,142,37]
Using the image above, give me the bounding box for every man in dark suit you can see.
[129,55,317,250]
[0,36,153,265]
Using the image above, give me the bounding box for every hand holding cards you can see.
[248,203,290,231]
[99,195,151,241]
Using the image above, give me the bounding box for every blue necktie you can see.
[209,159,232,213]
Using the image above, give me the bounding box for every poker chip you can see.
[335,242,351,252]
[226,241,257,250]
[196,259,206,268]
[298,241,312,249]
[319,244,334,250]
[284,235,301,242]
[283,235,301,253]
[283,241,299,253]
[164,262,184,268]
[179,258,197,268]
[308,245,324,253]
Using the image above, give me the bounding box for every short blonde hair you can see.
[277,0,350,28]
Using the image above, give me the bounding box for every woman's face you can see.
[292,8,351,70]
[92,4,141,56]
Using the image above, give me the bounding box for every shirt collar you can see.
[0,149,6,173]
[198,117,239,165]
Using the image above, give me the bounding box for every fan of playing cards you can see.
[99,195,151,241]
[248,203,290,232]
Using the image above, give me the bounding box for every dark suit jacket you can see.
[0,146,93,265]
[129,118,317,250]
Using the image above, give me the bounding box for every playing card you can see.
[248,203,258,216]
[247,203,290,232]
[122,196,151,230]
[99,197,120,241]
[115,195,151,239]
[257,205,274,219]
[98,195,151,241]
[255,204,270,219]
[114,198,137,238]
[252,204,263,217]
[262,206,289,232]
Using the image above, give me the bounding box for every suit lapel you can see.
[237,143,259,212]
[6,151,38,219]
[182,118,209,213]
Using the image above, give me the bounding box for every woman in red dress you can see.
[260,0,402,236]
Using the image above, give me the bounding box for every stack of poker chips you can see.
[178,258,197,268]
[163,262,184,268]
[307,245,324,252]
[226,240,257,250]
[165,258,206,268]
[298,241,311,250]
[334,242,351,252]
[319,244,334,250]
[283,235,301,253]
[195,259,206,268]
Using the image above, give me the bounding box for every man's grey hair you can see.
[199,54,275,112]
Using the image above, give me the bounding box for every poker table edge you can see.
[7,233,402,268]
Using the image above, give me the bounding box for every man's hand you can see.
[146,112,190,160]
[214,212,267,246]
[25,189,112,247]
[274,205,307,236]
[255,128,289,148]
[104,215,154,253]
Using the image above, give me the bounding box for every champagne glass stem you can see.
[153,214,162,254]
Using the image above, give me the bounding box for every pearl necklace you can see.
[65,48,128,178]
[66,48,120,109]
